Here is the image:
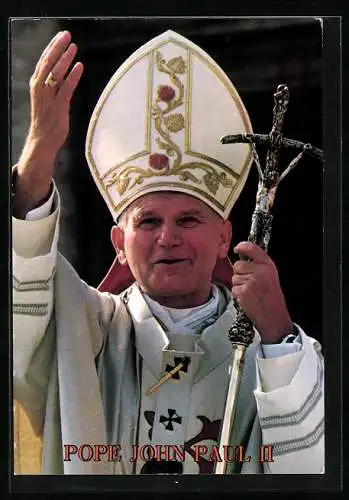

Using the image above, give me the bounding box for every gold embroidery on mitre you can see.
[105,50,234,197]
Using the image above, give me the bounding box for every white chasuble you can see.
[117,284,260,474]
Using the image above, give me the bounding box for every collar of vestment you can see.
[142,284,221,335]
[123,283,241,383]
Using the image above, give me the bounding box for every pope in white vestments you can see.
[12,29,324,475]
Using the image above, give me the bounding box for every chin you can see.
[145,279,196,298]
[150,285,194,297]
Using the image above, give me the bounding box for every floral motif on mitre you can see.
[157,85,176,102]
[164,113,184,133]
[167,56,186,74]
[148,153,169,171]
[104,51,235,199]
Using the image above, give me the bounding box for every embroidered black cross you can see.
[165,356,190,380]
[159,409,182,431]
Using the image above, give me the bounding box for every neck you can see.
[141,287,212,308]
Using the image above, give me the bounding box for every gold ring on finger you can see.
[45,71,58,88]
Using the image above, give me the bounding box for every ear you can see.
[218,220,232,259]
[110,226,127,265]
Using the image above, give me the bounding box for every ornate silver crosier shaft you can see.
[214,84,323,474]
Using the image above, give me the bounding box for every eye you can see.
[138,218,161,229]
[177,216,200,228]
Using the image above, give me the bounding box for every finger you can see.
[56,62,84,104]
[33,31,69,78]
[233,259,262,275]
[233,241,269,264]
[231,274,247,287]
[34,31,72,84]
[50,43,78,84]
[231,284,245,302]
[32,31,62,77]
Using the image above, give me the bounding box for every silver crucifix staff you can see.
[214,84,323,474]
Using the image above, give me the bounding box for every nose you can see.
[157,222,181,248]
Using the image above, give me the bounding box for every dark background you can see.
[11,17,324,342]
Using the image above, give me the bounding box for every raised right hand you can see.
[14,30,84,218]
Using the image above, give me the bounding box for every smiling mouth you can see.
[155,259,187,265]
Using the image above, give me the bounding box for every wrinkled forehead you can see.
[119,191,223,222]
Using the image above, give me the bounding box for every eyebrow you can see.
[132,210,158,222]
[132,208,205,221]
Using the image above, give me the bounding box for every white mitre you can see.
[85,30,253,221]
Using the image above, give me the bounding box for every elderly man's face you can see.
[111,192,232,307]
